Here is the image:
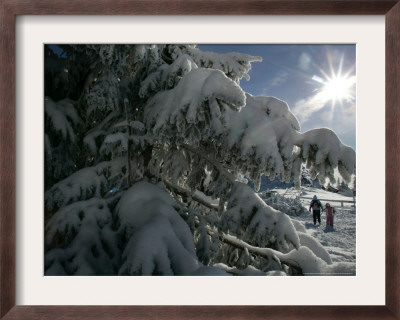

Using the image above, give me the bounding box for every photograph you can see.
[44,44,356,276]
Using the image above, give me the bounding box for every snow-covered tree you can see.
[44,44,356,276]
[261,191,305,217]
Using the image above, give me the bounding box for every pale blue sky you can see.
[198,44,356,149]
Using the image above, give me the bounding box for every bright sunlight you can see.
[311,52,356,108]
[320,75,355,104]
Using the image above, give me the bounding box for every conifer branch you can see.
[163,179,219,211]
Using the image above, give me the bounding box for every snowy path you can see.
[273,187,356,264]
[293,208,356,264]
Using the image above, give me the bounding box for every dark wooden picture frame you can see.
[1,1,399,319]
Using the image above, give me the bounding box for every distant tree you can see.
[44,45,356,276]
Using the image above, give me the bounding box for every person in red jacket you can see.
[323,203,336,227]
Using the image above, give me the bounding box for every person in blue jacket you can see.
[309,195,323,225]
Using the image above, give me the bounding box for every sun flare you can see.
[320,75,356,103]
[312,69,355,109]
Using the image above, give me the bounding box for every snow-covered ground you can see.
[292,208,356,264]
[266,186,356,266]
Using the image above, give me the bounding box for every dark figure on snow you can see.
[309,195,323,225]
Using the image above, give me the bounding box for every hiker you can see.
[323,203,336,227]
[309,195,323,225]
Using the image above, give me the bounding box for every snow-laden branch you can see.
[45,98,82,142]
[185,46,262,82]
[293,128,356,186]
[164,184,302,273]
[221,233,303,274]
[180,143,235,183]
[163,179,219,210]
[220,233,354,276]
[222,182,301,251]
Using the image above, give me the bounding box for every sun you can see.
[309,50,356,109]
[292,50,356,124]
[320,75,356,103]
[312,70,355,109]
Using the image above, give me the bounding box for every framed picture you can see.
[1,1,399,319]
